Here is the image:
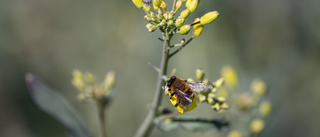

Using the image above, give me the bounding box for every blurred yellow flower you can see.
[228,130,242,137]
[259,101,272,116]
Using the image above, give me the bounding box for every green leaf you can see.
[25,74,94,137]
[154,115,228,133]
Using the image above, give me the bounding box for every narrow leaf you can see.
[25,74,94,137]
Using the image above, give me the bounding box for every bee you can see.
[163,76,213,108]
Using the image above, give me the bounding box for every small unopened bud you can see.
[105,71,116,89]
[251,78,267,96]
[228,130,242,137]
[215,78,224,88]
[168,12,174,20]
[144,15,151,21]
[160,0,167,9]
[200,11,219,25]
[153,0,161,7]
[160,19,166,26]
[180,9,191,18]
[176,0,182,9]
[163,12,169,20]
[146,23,156,32]
[180,38,185,44]
[195,68,204,80]
[143,3,151,12]
[132,0,143,8]
[179,24,190,34]
[212,103,220,111]
[186,0,198,13]
[250,119,265,134]
[220,103,229,110]
[167,20,174,26]
[193,18,203,36]
[259,101,272,116]
[175,18,185,28]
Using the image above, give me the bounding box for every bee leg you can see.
[174,97,180,107]
[169,92,175,99]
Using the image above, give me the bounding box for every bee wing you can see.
[186,82,213,92]
[174,88,193,106]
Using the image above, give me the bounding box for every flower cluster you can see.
[132,0,219,36]
[218,65,272,137]
[71,70,115,105]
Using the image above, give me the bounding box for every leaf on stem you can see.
[25,74,94,137]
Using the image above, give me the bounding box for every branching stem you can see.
[134,33,171,137]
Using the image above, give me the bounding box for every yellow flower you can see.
[195,68,204,80]
[200,11,219,25]
[250,119,265,134]
[169,94,197,114]
[221,65,238,87]
[132,0,143,8]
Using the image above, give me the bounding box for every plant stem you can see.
[97,102,107,137]
[134,34,171,137]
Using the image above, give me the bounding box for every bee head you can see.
[166,76,176,87]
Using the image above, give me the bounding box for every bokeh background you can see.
[1,0,320,137]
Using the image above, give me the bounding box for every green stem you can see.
[97,102,107,137]
[134,34,171,137]
[169,36,195,58]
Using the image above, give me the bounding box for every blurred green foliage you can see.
[1,0,320,137]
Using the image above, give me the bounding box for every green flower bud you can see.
[180,9,191,18]
[146,23,156,32]
[143,3,151,12]
[251,78,267,96]
[200,11,219,25]
[160,1,167,9]
[179,24,190,34]
[153,0,162,7]
[167,20,174,26]
[104,71,116,89]
[195,68,204,80]
[168,12,174,20]
[132,0,143,8]
[193,21,203,36]
[175,18,185,28]
[163,12,169,20]
[220,103,229,110]
[215,78,224,88]
[144,15,151,22]
[160,19,166,26]
[212,103,220,111]
[186,0,198,13]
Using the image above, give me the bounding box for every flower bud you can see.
[160,0,167,9]
[153,0,162,7]
[144,15,151,22]
[104,71,116,89]
[175,18,185,28]
[176,0,182,9]
[179,25,190,34]
[221,65,238,87]
[200,11,219,25]
[163,12,169,20]
[167,20,174,26]
[186,0,198,13]
[193,18,203,36]
[259,101,272,116]
[146,23,156,32]
[143,3,151,12]
[250,119,265,134]
[132,0,143,8]
[228,130,242,137]
[180,9,191,19]
[160,19,166,26]
[215,78,224,88]
[168,12,174,20]
[153,4,159,10]
[251,78,267,96]
[196,68,204,81]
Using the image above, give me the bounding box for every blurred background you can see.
[1,0,320,137]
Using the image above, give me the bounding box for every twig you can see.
[97,102,107,137]
[169,36,195,58]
